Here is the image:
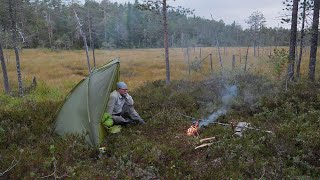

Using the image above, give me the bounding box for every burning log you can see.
[186,121,199,136]
[182,113,273,135]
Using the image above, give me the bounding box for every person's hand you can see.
[139,119,145,124]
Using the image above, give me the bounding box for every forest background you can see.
[0,0,291,50]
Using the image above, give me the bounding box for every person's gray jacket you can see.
[106,90,133,115]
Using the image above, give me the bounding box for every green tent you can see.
[53,59,120,147]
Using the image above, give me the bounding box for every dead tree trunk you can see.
[216,38,223,72]
[45,11,53,48]
[244,45,250,72]
[296,0,307,80]
[210,53,213,73]
[163,0,170,84]
[74,9,91,74]
[87,8,96,69]
[0,41,10,94]
[184,47,191,75]
[309,0,320,81]
[287,0,299,81]
[9,0,23,96]
[103,9,108,43]
[232,55,235,70]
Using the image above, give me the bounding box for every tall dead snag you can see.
[162,0,170,84]
[85,1,96,68]
[296,0,307,80]
[0,41,10,94]
[216,38,223,74]
[138,0,170,84]
[9,0,23,96]
[89,16,96,69]
[308,0,320,81]
[73,9,91,74]
[244,45,250,72]
[287,0,299,82]
[45,11,54,48]
[138,0,192,85]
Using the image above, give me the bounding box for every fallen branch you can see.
[179,113,196,120]
[195,143,213,149]
[259,166,266,180]
[0,158,18,177]
[199,136,216,143]
[0,149,25,177]
[40,159,70,179]
[212,121,273,134]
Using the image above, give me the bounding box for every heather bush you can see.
[1,75,320,178]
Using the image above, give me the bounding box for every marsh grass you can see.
[1,47,320,178]
[2,47,311,94]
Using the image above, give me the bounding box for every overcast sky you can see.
[105,0,290,29]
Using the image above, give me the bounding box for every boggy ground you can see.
[1,73,320,179]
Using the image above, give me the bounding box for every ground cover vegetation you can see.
[1,47,320,178]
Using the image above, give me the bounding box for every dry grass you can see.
[0,47,315,94]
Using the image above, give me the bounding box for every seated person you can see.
[106,82,145,125]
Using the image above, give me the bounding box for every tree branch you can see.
[0,158,18,177]
[40,159,70,179]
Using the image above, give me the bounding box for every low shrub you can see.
[1,75,320,178]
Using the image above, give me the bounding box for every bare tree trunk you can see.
[103,9,108,43]
[181,32,184,47]
[210,53,213,73]
[185,47,190,75]
[309,0,320,81]
[287,0,299,81]
[73,9,91,74]
[244,45,249,72]
[0,41,10,94]
[253,31,256,57]
[216,38,223,71]
[296,0,307,80]
[238,48,242,63]
[163,0,170,84]
[88,14,96,68]
[46,12,53,48]
[232,55,235,70]
[9,0,23,96]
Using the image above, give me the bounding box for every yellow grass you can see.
[0,47,316,94]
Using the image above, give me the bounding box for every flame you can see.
[186,121,199,136]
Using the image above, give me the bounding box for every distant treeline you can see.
[0,0,292,49]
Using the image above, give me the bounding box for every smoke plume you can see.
[199,85,238,128]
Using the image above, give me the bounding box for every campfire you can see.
[186,120,200,136]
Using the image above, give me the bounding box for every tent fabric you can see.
[53,59,120,147]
